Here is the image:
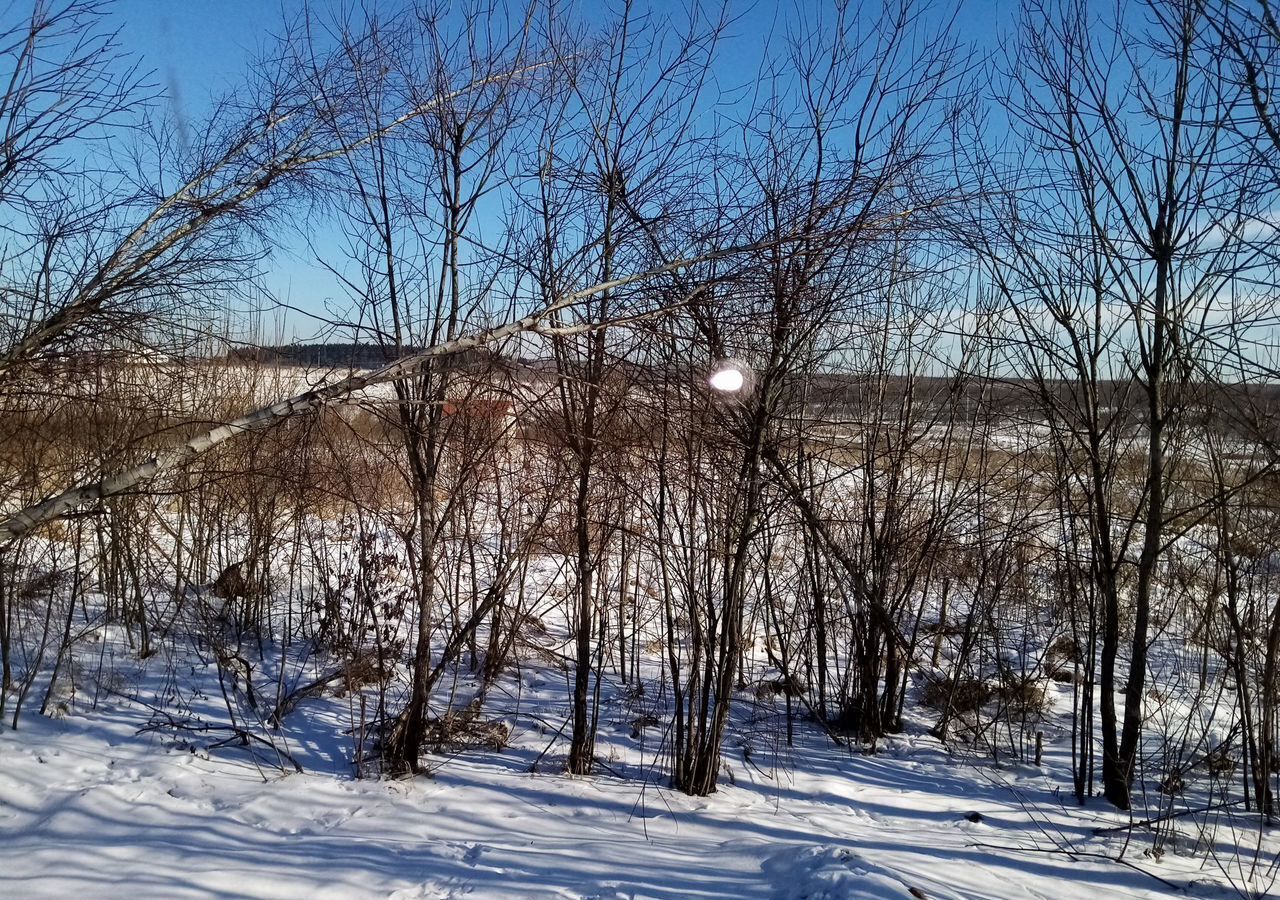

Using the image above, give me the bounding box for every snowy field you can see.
[0,611,1259,900]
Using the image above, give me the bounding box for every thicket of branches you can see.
[4,0,1280,890]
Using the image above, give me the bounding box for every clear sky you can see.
[110,1,322,340]
[114,2,1010,108]
[108,1,1011,342]
[115,1,281,122]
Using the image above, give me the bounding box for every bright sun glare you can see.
[708,365,745,393]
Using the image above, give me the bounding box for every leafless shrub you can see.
[421,699,510,754]
[920,675,992,715]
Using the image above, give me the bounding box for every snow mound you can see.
[763,845,922,900]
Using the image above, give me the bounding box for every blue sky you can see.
[115,1,280,121]
[115,1,1010,106]
[109,1,1011,341]
[113,1,325,339]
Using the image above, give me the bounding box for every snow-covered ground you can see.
[0,612,1256,899]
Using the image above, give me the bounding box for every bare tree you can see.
[521,0,725,777]
[647,0,967,794]
[975,0,1270,809]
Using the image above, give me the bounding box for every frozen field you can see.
[0,615,1257,900]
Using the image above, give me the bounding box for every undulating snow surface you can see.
[0,616,1250,899]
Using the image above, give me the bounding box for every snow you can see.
[0,510,1267,899]
[0,620,1247,900]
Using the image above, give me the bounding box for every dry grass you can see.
[422,699,510,753]
[920,675,991,713]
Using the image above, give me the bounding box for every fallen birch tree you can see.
[0,233,805,545]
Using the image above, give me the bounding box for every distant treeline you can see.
[228,344,425,368]
[222,344,1280,441]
